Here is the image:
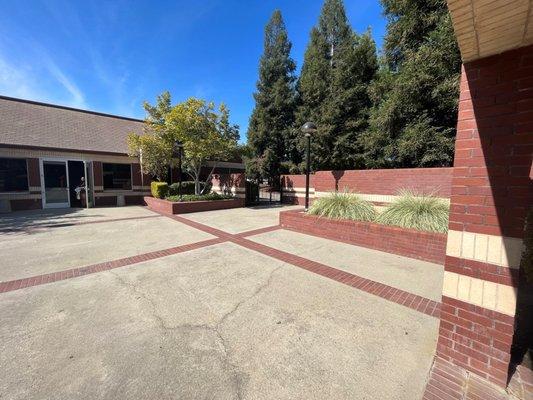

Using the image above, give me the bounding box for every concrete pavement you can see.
[0,205,443,399]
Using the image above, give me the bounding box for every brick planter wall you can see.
[144,196,245,215]
[279,209,447,264]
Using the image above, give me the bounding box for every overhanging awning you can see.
[447,0,533,61]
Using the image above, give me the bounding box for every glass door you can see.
[42,160,70,208]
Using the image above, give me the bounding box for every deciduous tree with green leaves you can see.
[128,92,239,195]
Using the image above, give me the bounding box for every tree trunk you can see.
[201,163,217,195]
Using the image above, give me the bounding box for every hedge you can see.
[151,182,168,199]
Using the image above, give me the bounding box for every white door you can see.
[41,159,70,208]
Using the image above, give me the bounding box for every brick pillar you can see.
[131,163,142,186]
[437,46,533,387]
[93,161,103,190]
[26,158,41,191]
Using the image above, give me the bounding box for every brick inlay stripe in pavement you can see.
[0,238,224,294]
[1,208,443,321]
[156,211,442,319]
[231,236,441,319]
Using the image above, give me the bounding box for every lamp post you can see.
[173,141,184,200]
[301,122,317,211]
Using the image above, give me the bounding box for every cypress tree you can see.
[360,0,461,168]
[247,10,296,185]
[295,0,377,170]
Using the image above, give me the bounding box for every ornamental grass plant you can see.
[308,191,377,222]
[377,190,449,233]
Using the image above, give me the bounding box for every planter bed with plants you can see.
[144,195,244,215]
[279,191,449,265]
[144,181,245,215]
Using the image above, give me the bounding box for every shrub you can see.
[377,190,449,233]
[168,181,196,196]
[166,192,233,202]
[151,182,168,199]
[309,191,377,222]
[168,181,213,196]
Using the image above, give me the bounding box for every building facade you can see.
[0,96,243,213]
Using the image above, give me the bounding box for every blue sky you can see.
[0,0,387,141]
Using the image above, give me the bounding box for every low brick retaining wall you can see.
[279,209,447,264]
[144,196,245,215]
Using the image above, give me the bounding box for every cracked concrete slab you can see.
[0,212,214,282]
[247,229,444,301]
[178,205,301,234]
[0,242,438,400]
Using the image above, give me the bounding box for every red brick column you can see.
[131,163,145,186]
[93,162,103,190]
[26,158,41,191]
[437,46,532,387]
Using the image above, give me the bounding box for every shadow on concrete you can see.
[0,208,106,235]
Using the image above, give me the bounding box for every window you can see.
[0,158,29,192]
[103,163,132,190]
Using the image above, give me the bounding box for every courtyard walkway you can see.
[0,205,451,399]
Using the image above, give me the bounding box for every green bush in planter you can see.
[166,192,233,202]
[376,190,449,233]
[151,182,168,199]
[309,191,377,222]
[168,181,199,196]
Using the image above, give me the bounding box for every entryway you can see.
[40,159,93,209]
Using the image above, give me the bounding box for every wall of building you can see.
[281,168,453,206]
[92,160,150,207]
[436,45,533,387]
[211,173,246,198]
[0,147,149,212]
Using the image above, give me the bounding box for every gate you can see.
[245,181,282,206]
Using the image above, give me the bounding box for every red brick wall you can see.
[280,210,447,264]
[10,199,41,211]
[314,168,453,196]
[437,296,514,385]
[145,196,245,215]
[26,158,40,188]
[281,168,452,196]
[93,161,103,187]
[94,196,116,207]
[131,163,142,186]
[436,45,533,387]
[281,168,452,206]
[212,172,245,189]
[450,49,532,239]
[281,174,315,189]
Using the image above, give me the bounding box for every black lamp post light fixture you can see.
[301,122,317,211]
[173,140,184,200]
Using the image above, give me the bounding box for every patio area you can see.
[0,205,444,399]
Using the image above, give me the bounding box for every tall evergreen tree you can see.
[360,0,461,168]
[295,0,377,170]
[247,10,296,184]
